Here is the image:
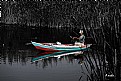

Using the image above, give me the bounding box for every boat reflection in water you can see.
[31,50,85,68]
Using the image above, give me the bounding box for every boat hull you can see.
[31,41,90,52]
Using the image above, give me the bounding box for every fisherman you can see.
[72,30,86,47]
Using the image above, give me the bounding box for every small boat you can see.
[31,41,91,52]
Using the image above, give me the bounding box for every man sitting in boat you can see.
[72,30,86,47]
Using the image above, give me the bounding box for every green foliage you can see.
[1,1,120,28]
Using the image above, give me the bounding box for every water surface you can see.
[0,25,91,81]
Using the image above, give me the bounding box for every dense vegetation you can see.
[2,1,120,28]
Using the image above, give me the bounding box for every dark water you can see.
[0,49,89,81]
[0,25,92,81]
[0,50,86,81]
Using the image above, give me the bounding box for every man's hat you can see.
[79,30,83,33]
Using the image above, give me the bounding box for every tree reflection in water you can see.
[0,48,36,65]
